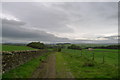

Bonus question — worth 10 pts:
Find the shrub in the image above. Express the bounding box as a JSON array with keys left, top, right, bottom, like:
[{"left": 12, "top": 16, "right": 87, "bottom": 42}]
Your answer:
[{"left": 82, "top": 61, "right": 94, "bottom": 67}]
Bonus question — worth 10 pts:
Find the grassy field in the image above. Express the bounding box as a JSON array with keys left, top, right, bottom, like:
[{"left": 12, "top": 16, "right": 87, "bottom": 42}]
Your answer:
[
  {"left": 1, "top": 44, "right": 119, "bottom": 78},
  {"left": 1, "top": 45, "right": 36, "bottom": 51},
  {"left": 61, "top": 49, "right": 118, "bottom": 78},
  {"left": 2, "top": 52, "right": 50, "bottom": 78},
  {"left": 93, "top": 49, "right": 119, "bottom": 52},
  {"left": 83, "top": 49, "right": 118, "bottom": 66}
]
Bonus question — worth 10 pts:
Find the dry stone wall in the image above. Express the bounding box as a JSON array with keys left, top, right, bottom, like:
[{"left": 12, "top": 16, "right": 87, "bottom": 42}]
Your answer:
[{"left": 2, "top": 50, "right": 48, "bottom": 73}]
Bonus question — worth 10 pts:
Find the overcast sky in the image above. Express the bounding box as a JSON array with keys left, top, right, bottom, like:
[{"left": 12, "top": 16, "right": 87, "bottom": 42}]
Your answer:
[{"left": 1, "top": 2, "right": 119, "bottom": 44}]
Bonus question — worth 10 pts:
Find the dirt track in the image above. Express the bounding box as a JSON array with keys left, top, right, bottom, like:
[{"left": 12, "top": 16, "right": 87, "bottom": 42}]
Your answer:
[
  {"left": 32, "top": 52, "right": 74, "bottom": 79},
  {"left": 32, "top": 53, "right": 56, "bottom": 78}
]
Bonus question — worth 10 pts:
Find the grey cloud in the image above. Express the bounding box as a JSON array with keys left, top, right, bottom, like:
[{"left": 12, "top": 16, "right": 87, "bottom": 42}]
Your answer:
[
  {"left": 3, "top": 18, "right": 118, "bottom": 44},
  {"left": 72, "top": 38, "right": 118, "bottom": 44},
  {"left": 2, "top": 2, "right": 118, "bottom": 44},
  {"left": 2, "top": 18, "right": 71, "bottom": 43},
  {"left": 2, "top": 19, "right": 25, "bottom": 25},
  {"left": 97, "top": 35, "right": 119, "bottom": 39},
  {"left": 95, "top": 35, "right": 118, "bottom": 44},
  {"left": 103, "top": 35, "right": 119, "bottom": 40},
  {"left": 3, "top": 2, "right": 117, "bottom": 34},
  {"left": 2, "top": 2, "right": 74, "bottom": 33}
]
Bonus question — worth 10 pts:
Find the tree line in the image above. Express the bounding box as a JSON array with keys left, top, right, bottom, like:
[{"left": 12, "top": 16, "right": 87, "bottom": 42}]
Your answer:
[
  {"left": 85, "top": 45, "right": 120, "bottom": 49},
  {"left": 27, "top": 42, "right": 119, "bottom": 50}
]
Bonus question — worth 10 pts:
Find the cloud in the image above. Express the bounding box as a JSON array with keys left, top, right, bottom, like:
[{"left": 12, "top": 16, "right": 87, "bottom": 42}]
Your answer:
[
  {"left": 2, "top": 18, "right": 71, "bottom": 43},
  {"left": 2, "top": 18, "right": 118, "bottom": 44},
  {"left": 72, "top": 35, "right": 118, "bottom": 44},
  {"left": 2, "top": 2, "right": 118, "bottom": 44},
  {"left": 2, "top": 2, "right": 74, "bottom": 33},
  {"left": 98, "top": 35, "right": 119, "bottom": 40}
]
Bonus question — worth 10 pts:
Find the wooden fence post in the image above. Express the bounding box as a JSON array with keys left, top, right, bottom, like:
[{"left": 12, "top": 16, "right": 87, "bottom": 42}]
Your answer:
[
  {"left": 81, "top": 50, "right": 82, "bottom": 56},
  {"left": 92, "top": 53, "right": 94, "bottom": 61},
  {"left": 102, "top": 54, "right": 105, "bottom": 64}
]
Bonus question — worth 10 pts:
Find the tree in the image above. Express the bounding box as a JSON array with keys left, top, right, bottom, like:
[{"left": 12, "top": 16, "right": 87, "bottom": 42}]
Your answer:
[
  {"left": 27, "top": 42, "right": 45, "bottom": 49},
  {"left": 68, "top": 44, "right": 82, "bottom": 50}
]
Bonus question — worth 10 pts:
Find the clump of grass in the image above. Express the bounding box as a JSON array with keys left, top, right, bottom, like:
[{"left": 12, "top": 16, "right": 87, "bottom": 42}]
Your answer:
[
  {"left": 82, "top": 61, "right": 95, "bottom": 67},
  {"left": 39, "top": 56, "right": 47, "bottom": 63}
]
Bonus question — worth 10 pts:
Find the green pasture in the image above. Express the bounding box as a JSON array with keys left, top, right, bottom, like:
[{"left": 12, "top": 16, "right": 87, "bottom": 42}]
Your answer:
[
  {"left": 61, "top": 49, "right": 118, "bottom": 78},
  {"left": 1, "top": 45, "right": 36, "bottom": 51}
]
